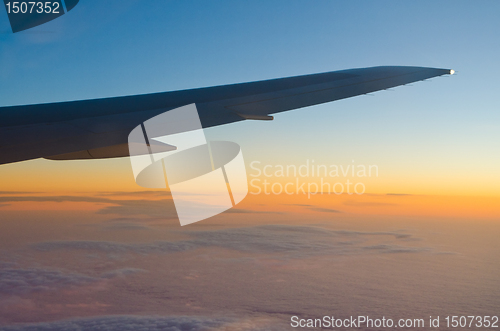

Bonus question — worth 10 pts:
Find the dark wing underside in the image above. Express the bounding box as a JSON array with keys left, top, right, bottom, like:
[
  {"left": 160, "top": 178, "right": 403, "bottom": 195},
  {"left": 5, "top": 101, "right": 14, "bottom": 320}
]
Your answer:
[{"left": 0, "top": 66, "right": 451, "bottom": 165}]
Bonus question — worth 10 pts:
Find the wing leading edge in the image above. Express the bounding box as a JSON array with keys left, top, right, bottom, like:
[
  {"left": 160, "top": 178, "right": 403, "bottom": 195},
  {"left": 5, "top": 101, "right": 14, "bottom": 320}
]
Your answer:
[{"left": 0, "top": 66, "right": 452, "bottom": 165}]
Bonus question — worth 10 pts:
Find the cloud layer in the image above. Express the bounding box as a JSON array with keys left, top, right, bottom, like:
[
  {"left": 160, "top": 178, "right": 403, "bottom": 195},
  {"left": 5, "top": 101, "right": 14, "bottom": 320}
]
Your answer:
[
  {"left": 0, "top": 266, "right": 145, "bottom": 296},
  {"left": 0, "top": 195, "right": 176, "bottom": 218},
  {"left": 32, "top": 225, "right": 429, "bottom": 259},
  {"left": 0, "top": 315, "right": 230, "bottom": 331},
  {"left": 0, "top": 268, "right": 99, "bottom": 296}
]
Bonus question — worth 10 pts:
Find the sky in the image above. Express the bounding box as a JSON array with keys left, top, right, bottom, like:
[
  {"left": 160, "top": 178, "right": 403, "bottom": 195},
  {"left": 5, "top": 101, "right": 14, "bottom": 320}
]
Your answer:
[
  {"left": 1, "top": 0, "right": 500, "bottom": 198},
  {"left": 0, "top": 1, "right": 499, "bottom": 330}
]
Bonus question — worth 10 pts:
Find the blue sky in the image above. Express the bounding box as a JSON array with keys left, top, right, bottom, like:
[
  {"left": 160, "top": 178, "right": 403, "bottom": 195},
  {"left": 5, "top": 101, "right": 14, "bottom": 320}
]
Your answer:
[
  {"left": 1, "top": 1, "right": 498, "bottom": 103},
  {"left": 1, "top": 0, "right": 499, "bottom": 195}
]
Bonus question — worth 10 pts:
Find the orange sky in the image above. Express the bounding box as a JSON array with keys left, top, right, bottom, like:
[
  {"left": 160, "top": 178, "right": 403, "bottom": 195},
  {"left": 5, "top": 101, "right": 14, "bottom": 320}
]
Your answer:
[
  {"left": 1, "top": 191, "right": 499, "bottom": 222},
  {"left": 0, "top": 156, "right": 499, "bottom": 221}
]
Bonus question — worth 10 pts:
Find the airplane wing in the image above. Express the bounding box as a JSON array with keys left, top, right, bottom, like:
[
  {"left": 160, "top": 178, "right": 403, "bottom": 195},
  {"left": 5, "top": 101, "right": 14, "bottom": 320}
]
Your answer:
[{"left": 0, "top": 66, "right": 452, "bottom": 165}]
